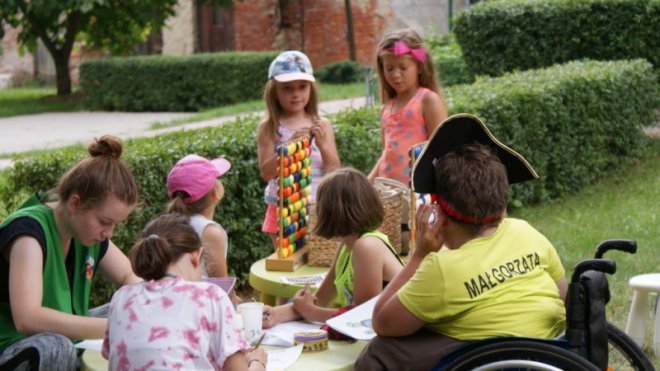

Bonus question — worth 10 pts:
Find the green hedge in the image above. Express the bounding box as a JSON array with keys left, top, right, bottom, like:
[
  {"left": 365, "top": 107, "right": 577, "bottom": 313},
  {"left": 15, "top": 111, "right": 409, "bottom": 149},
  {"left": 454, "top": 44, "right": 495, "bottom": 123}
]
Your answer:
[
  {"left": 316, "top": 61, "right": 366, "bottom": 84},
  {"left": 80, "top": 51, "right": 278, "bottom": 111},
  {"left": 453, "top": 0, "right": 660, "bottom": 78},
  {"left": 447, "top": 59, "right": 658, "bottom": 204},
  {"left": 4, "top": 59, "right": 656, "bottom": 305},
  {"left": 427, "top": 33, "right": 474, "bottom": 87}
]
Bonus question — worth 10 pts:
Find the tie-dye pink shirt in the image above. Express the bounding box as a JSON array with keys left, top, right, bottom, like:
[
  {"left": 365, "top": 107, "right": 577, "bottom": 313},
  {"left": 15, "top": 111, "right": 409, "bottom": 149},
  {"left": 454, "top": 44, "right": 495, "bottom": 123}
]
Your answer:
[{"left": 102, "top": 277, "right": 249, "bottom": 370}]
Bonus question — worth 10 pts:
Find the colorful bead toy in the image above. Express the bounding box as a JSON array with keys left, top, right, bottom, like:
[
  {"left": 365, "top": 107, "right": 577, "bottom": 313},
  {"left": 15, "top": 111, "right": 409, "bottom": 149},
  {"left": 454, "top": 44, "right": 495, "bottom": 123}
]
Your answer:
[{"left": 276, "top": 136, "right": 313, "bottom": 258}]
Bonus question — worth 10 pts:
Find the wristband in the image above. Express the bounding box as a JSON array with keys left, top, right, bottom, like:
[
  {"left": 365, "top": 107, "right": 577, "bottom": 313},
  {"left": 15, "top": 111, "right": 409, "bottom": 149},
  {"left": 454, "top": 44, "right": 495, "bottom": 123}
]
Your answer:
[{"left": 248, "top": 359, "right": 266, "bottom": 369}]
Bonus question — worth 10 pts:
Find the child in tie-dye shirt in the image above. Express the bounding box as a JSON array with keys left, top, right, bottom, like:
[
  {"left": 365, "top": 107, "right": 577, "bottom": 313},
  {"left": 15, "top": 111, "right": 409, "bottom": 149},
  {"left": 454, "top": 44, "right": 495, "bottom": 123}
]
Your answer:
[{"left": 103, "top": 214, "right": 267, "bottom": 371}]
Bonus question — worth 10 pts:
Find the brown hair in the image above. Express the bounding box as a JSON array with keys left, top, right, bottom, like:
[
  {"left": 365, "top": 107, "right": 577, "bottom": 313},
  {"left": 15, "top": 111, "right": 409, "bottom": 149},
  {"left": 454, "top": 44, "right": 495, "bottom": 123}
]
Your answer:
[
  {"left": 257, "top": 78, "right": 320, "bottom": 142},
  {"left": 165, "top": 192, "right": 213, "bottom": 216},
  {"left": 434, "top": 143, "right": 508, "bottom": 233},
  {"left": 376, "top": 28, "right": 444, "bottom": 103},
  {"left": 314, "top": 168, "right": 384, "bottom": 238},
  {"left": 130, "top": 213, "right": 202, "bottom": 281},
  {"left": 54, "top": 135, "right": 138, "bottom": 209}
]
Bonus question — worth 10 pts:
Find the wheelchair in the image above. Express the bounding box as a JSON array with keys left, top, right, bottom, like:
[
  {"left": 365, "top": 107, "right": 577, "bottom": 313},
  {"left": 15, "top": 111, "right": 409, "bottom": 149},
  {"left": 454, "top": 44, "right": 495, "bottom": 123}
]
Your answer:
[{"left": 434, "top": 239, "right": 655, "bottom": 371}]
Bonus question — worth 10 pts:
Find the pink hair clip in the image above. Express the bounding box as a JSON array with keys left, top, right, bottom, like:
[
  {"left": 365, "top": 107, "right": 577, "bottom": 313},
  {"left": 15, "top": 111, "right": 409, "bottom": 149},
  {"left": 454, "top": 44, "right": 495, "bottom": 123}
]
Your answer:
[{"left": 386, "top": 41, "right": 427, "bottom": 63}]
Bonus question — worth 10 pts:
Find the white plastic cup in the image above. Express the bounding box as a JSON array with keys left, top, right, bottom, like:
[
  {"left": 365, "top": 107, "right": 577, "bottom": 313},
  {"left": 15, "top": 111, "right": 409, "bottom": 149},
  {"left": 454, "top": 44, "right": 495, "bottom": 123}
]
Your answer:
[{"left": 237, "top": 302, "right": 264, "bottom": 344}]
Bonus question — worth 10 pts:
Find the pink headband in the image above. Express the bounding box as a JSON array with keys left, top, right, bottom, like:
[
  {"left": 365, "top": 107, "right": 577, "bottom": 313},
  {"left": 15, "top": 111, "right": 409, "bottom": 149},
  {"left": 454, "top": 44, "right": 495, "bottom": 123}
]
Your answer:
[
  {"left": 432, "top": 194, "right": 502, "bottom": 225},
  {"left": 386, "top": 41, "right": 427, "bottom": 63}
]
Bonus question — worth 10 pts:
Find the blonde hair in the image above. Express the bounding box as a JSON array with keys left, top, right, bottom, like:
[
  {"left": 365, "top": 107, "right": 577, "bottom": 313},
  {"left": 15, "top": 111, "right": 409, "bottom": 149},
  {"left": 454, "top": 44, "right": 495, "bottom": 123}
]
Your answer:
[
  {"left": 376, "top": 28, "right": 444, "bottom": 103},
  {"left": 257, "top": 79, "right": 320, "bottom": 142}
]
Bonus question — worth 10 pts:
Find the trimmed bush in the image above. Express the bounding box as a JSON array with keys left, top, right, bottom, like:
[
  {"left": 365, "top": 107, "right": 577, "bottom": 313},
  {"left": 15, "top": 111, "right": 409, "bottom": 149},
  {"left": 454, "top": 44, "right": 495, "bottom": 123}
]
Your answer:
[
  {"left": 80, "top": 51, "right": 278, "bottom": 111},
  {"left": 453, "top": 0, "right": 660, "bottom": 78},
  {"left": 316, "top": 61, "right": 366, "bottom": 84},
  {"left": 427, "top": 33, "right": 474, "bottom": 87},
  {"left": 447, "top": 59, "right": 658, "bottom": 204}
]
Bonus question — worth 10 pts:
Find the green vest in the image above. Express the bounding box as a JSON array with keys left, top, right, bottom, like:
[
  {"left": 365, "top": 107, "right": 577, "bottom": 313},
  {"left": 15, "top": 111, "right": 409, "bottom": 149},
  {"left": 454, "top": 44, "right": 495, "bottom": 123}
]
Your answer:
[
  {"left": 333, "top": 230, "right": 403, "bottom": 307},
  {"left": 0, "top": 194, "right": 101, "bottom": 351}
]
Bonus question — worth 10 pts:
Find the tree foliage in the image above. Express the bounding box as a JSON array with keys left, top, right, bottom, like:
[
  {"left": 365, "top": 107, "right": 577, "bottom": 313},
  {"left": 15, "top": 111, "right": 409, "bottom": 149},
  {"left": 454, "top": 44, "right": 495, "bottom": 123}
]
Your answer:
[{"left": 0, "top": 0, "right": 230, "bottom": 95}]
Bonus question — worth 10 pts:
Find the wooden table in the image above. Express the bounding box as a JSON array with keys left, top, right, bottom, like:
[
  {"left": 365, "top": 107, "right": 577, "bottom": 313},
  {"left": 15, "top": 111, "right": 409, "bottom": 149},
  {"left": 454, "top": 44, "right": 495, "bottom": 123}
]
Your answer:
[
  {"left": 81, "top": 340, "right": 368, "bottom": 371},
  {"left": 249, "top": 258, "right": 329, "bottom": 306}
]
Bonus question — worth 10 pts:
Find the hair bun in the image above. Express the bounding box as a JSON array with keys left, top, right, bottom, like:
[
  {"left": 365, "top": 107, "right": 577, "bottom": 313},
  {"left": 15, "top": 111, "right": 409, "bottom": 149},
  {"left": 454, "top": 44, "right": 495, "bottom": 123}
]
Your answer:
[{"left": 89, "top": 135, "right": 123, "bottom": 159}]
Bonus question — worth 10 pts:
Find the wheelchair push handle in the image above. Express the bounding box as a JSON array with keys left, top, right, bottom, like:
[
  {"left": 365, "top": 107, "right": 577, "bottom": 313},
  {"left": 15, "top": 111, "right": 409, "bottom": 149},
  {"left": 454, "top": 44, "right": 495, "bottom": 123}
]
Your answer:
[
  {"left": 594, "top": 239, "right": 637, "bottom": 259},
  {"left": 571, "top": 258, "right": 616, "bottom": 283}
]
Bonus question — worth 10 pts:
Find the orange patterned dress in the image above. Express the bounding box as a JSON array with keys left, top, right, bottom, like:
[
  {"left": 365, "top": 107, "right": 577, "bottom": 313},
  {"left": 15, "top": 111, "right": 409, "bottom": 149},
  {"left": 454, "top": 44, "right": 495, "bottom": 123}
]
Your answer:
[{"left": 375, "top": 87, "right": 431, "bottom": 185}]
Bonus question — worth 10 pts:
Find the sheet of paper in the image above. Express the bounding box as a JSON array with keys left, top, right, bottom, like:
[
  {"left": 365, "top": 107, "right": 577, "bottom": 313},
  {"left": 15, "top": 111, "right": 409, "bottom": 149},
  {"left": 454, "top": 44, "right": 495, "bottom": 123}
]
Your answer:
[
  {"left": 266, "top": 344, "right": 303, "bottom": 371},
  {"left": 280, "top": 273, "right": 326, "bottom": 287},
  {"left": 203, "top": 277, "right": 236, "bottom": 294},
  {"left": 325, "top": 295, "right": 378, "bottom": 340},
  {"left": 74, "top": 339, "right": 103, "bottom": 352},
  {"left": 262, "top": 320, "right": 322, "bottom": 347}
]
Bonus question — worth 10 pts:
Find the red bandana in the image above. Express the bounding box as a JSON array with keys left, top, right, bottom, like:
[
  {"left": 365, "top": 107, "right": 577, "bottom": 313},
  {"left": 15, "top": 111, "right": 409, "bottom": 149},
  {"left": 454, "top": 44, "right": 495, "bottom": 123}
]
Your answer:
[{"left": 432, "top": 194, "right": 502, "bottom": 225}]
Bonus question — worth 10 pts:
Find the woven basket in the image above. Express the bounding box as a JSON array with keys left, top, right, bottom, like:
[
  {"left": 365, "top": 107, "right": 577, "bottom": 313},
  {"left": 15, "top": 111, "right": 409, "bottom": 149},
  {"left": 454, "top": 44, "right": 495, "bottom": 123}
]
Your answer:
[
  {"left": 378, "top": 186, "right": 403, "bottom": 255},
  {"left": 306, "top": 204, "right": 341, "bottom": 267},
  {"left": 374, "top": 177, "right": 409, "bottom": 254}
]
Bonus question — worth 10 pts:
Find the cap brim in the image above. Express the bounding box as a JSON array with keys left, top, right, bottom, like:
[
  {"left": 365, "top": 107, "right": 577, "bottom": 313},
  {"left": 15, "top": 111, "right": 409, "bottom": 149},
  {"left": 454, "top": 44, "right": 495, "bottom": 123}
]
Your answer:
[
  {"left": 210, "top": 158, "right": 231, "bottom": 176},
  {"left": 412, "top": 114, "right": 538, "bottom": 193},
  {"left": 273, "top": 73, "right": 315, "bottom": 82}
]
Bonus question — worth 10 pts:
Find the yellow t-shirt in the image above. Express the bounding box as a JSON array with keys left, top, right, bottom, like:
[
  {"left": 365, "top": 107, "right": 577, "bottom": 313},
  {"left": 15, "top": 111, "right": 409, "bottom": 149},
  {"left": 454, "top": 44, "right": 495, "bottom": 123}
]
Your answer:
[{"left": 398, "top": 218, "right": 566, "bottom": 340}]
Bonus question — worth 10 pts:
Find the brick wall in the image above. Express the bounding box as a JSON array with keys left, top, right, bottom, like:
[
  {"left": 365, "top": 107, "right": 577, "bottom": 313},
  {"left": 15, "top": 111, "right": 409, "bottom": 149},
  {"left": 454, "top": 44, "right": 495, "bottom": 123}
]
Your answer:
[{"left": 233, "top": 0, "right": 392, "bottom": 69}]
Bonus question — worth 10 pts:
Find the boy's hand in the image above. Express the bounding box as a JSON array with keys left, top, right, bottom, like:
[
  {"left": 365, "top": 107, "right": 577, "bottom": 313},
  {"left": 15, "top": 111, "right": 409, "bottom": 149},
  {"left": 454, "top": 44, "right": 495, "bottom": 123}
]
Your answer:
[{"left": 414, "top": 204, "right": 444, "bottom": 257}]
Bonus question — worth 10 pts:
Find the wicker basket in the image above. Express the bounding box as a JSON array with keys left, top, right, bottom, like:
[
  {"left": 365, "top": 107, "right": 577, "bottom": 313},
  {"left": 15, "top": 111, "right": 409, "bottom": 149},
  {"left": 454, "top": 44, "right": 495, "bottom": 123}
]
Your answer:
[
  {"left": 378, "top": 187, "right": 403, "bottom": 255},
  {"left": 306, "top": 204, "right": 341, "bottom": 267},
  {"left": 374, "top": 178, "right": 408, "bottom": 254}
]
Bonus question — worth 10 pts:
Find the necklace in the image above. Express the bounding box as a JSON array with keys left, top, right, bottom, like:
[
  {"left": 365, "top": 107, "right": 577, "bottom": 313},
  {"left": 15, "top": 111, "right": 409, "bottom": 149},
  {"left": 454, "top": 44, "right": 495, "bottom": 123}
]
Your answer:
[{"left": 163, "top": 273, "right": 178, "bottom": 278}]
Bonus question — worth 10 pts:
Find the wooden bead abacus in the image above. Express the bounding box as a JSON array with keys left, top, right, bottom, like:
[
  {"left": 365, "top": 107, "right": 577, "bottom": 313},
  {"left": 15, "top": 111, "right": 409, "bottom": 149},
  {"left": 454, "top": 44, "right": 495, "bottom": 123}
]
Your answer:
[{"left": 265, "top": 136, "right": 313, "bottom": 272}]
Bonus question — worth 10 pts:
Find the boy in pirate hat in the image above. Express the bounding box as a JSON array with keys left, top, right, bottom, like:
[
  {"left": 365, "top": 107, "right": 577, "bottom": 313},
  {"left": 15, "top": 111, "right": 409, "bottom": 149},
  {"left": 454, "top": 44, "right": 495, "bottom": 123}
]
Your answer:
[{"left": 355, "top": 114, "right": 568, "bottom": 370}]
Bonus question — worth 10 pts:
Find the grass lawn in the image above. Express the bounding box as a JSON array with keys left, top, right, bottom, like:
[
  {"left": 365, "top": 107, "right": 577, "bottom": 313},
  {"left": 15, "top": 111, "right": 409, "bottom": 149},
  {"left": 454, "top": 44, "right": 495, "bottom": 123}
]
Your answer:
[
  {"left": 0, "top": 82, "right": 366, "bottom": 123},
  {"left": 150, "top": 81, "right": 366, "bottom": 129},
  {"left": 509, "top": 139, "right": 660, "bottom": 367},
  {"left": 0, "top": 88, "right": 84, "bottom": 117}
]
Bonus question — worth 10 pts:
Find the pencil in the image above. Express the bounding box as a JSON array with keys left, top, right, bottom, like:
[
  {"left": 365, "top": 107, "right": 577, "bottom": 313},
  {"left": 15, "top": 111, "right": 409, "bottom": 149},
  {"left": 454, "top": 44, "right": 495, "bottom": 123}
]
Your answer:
[{"left": 253, "top": 333, "right": 266, "bottom": 349}]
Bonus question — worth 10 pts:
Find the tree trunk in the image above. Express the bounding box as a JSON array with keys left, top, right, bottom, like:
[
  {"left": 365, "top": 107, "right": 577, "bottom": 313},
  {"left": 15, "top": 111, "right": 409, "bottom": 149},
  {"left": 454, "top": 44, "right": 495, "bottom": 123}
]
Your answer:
[
  {"left": 344, "top": 0, "right": 356, "bottom": 61},
  {"left": 53, "top": 51, "right": 72, "bottom": 96}
]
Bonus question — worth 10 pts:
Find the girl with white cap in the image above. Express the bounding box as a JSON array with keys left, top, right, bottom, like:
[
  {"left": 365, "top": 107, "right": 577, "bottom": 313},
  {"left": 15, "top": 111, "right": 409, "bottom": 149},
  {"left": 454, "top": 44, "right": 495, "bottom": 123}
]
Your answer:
[{"left": 257, "top": 50, "right": 341, "bottom": 246}]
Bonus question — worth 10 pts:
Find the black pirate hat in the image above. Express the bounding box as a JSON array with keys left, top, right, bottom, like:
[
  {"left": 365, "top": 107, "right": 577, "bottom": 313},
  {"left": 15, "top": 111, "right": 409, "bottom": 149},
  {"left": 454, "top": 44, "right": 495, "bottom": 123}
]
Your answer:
[{"left": 411, "top": 114, "right": 538, "bottom": 194}]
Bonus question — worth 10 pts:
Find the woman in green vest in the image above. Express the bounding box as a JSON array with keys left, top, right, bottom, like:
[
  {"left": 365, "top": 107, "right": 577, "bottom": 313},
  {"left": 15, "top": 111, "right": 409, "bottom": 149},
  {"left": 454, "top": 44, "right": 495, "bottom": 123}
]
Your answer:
[
  {"left": 0, "top": 135, "right": 140, "bottom": 370},
  {"left": 262, "top": 168, "right": 404, "bottom": 328}
]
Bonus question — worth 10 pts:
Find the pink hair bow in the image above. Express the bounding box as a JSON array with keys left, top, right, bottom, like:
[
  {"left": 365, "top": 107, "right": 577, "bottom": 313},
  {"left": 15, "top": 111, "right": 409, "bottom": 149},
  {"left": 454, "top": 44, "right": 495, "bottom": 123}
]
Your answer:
[{"left": 388, "top": 41, "right": 427, "bottom": 63}]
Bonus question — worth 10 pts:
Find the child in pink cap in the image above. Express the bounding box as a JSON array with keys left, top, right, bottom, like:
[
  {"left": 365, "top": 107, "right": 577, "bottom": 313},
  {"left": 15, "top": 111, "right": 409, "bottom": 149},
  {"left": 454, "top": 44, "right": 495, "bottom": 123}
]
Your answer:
[{"left": 165, "top": 154, "right": 241, "bottom": 304}]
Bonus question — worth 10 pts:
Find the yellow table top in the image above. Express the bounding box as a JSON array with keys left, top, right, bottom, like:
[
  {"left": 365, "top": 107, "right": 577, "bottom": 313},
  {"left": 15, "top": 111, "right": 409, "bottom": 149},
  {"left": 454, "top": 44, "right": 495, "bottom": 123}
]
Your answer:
[
  {"left": 249, "top": 258, "right": 329, "bottom": 300},
  {"left": 82, "top": 340, "right": 367, "bottom": 371}
]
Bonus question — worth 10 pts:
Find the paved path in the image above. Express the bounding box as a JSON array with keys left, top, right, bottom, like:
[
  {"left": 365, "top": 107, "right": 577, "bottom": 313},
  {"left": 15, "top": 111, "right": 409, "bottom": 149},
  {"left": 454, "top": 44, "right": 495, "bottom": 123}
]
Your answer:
[{"left": 0, "top": 96, "right": 367, "bottom": 169}]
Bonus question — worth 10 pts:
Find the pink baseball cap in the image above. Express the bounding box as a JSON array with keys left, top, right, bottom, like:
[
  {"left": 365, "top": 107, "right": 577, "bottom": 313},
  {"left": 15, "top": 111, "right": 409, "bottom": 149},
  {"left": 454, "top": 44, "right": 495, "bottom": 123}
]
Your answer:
[{"left": 167, "top": 154, "right": 231, "bottom": 204}]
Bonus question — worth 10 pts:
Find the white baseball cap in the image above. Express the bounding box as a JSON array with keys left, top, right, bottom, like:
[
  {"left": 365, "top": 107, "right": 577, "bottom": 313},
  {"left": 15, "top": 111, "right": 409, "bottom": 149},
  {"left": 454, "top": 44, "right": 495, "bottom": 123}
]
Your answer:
[{"left": 268, "top": 50, "right": 315, "bottom": 82}]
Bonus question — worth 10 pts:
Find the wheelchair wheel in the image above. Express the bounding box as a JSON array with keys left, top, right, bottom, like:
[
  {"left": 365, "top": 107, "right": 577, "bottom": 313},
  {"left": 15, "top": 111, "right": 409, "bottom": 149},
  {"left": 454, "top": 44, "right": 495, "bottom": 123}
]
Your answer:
[
  {"left": 441, "top": 340, "right": 599, "bottom": 371},
  {"left": 607, "top": 322, "right": 655, "bottom": 371}
]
